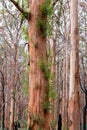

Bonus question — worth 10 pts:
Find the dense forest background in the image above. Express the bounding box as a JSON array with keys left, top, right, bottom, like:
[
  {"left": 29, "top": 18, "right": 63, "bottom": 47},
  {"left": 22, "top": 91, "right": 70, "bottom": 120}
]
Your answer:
[{"left": 0, "top": 0, "right": 87, "bottom": 130}]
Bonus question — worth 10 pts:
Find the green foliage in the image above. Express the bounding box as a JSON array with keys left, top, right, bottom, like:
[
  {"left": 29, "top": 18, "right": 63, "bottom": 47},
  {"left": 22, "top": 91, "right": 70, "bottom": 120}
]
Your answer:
[
  {"left": 30, "top": 114, "right": 39, "bottom": 122},
  {"left": 36, "top": 0, "right": 52, "bottom": 37},
  {"left": 38, "top": 59, "right": 56, "bottom": 112},
  {"left": 38, "top": 117, "right": 44, "bottom": 126},
  {"left": 50, "top": 119, "right": 56, "bottom": 129},
  {"left": 39, "top": 0, "right": 52, "bottom": 17},
  {"left": 19, "top": 109, "right": 28, "bottom": 130},
  {"left": 38, "top": 59, "right": 56, "bottom": 96},
  {"left": 21, "top": 12, "right": 28, "bottom": 19},
  {"left": 49, "top": 79, "right": 56, "bottom": 99},
  {"left": 21, "top": 24, "right": 28, "bottom": 41},
  {"left": 36, "top": 18, "right": 47, "bottom": 37},
  {"left": 38, "top": 59, "right": 50, "bottom": 80},
  {"left": 47, "top": 22, "right": 53, "bottom": 37},
  {"left": 22, "top": 0, "right": 29, "bottom": 12},
  {"left": 42, "top": 101, "right": 50, "bottom": 112},
  {"left": 42, "top": 99, "right": 54, "bottom": 113},
  {"left": 30, "top": 114, "right": 44, "bottom": 126},
  {"left": 22, "top": 78, "right": 29, "bottom": 96}
]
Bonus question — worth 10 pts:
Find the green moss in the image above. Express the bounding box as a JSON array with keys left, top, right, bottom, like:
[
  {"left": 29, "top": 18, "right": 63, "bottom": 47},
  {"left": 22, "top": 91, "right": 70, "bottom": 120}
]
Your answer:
[
  {"left": 39, "top": 0, "right": 52, "bottom": 17},
  {"left": 38, "top": 59, "right": 56, "bottom": 114},
  {"left": 49, "top": 79, "right": 56, "bottom": 99},
  {"left": 38, "top": 60, "right": 46, "bottom": 73},
  {"left": 50, "top": 120, "right": 56, "bottom": 129},
  {"left": 36, "top": 0, "right": 52, "bottom": 37},
  {"left": 38, "top": 59, "right": 55, "bottom": 98},
  {"left": 30, "top": 114, "right": 39, "bottom": 123},
  {"left": 38, "top": 116, "right": 44, "bottom": 126},
  {"left": 38, "top": 59, "right": 50, "bottom": 80},
  {"left": 36, "top": 18, "right": 47, "bottom": 37},
  {"left": 30, "top": 114, "right": 44, "bottom": 126},
  {"left": 42, "top": 101, "right": 50, "bottom": 112},
  {"left": 21, "top": 24, "right": 28, "bottom": 41}
]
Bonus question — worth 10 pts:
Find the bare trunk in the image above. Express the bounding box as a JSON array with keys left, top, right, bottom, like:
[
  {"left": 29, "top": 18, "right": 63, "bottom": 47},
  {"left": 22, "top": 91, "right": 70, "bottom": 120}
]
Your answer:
[
  {"left": 9, "top": 90, "right": 15, "bottom": 130},
  {"left": 62, "top": 58, "right": 66, "bottom": 130},
  {"left": 65, "top": 40, "right": 69, "bottom": 130},
  {"left": 9, "top": 44, "right": 18, "bottom": 130},
  {"left": 69, "top": 0, "right": 80, "bottom": 130}
]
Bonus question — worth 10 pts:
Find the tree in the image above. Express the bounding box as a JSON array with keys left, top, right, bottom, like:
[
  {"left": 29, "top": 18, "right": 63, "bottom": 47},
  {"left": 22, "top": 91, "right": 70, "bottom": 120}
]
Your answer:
[
  {"left": 1, "top": 0, "right": 87, "bottom": 130},
  {"left": 27, "top": 0, "right": 51, "bottom": 129},
  {"left": 0, "top": 71, "right": 5, "bottom": 130},
  {"left": 0, "top": 1, "right": 29, "bottom": 129},
  {"left": 69, "top": 0, "right": 80, "bottom": 130}
]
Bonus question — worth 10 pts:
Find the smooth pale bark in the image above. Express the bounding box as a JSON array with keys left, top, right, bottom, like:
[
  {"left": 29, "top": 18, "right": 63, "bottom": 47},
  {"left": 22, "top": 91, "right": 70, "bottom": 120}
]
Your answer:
[
  {"left": 0, "top": 71, "right": 5, "bottom": 130},
  {"left": 15, "top": 93, "right": 20, "bottom": 121},
  {"left": 62, "top": 58, "right": 66, "bottom": 130},
  {"left": 5, "top": 54, "right": 12, "bottom": 129},
  {"left": 9, "top": 90, "right": 15, "bottom": 130},
  {"left": 5, "top": 94, "right": 8, "bottom": 129},
  {"left": 65, "top": 40, "right": 69, "bottom": 130},
  {"left": 9, "top": 44, "right": 18, "bottom": 130},
  {"left": 27, "top": 0, "right": 50, "bottom": 130},
  {"left": 69, "top": 0, "right": 80, "bottom": 130},
  {"left": 5, "top": 79, "right": 9, "bottom": 129},
  {"left": 62, "top": 41, "right": 69, "bottom": 130}
]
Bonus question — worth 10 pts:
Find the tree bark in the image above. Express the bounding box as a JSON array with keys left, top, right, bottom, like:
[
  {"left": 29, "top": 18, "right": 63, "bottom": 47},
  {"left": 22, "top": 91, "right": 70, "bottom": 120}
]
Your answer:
[
  {"left": 62, "top": 58, "right": 66, "bottom": 130},
  {"left": 9, "top": 90, "right": 15, "bottom": 130},
  {"left": 65, "top": 39, "right": 69, "bottom": 130},
  {"left": 0, "top": 71, "right": 5, "bottom": 130},
  {"left": 9, "top": 44, "right": 18, "bottom": 130},
  {"left": 27, "top": 0, "right": 50, "bottom": 130},
  {"left": 69, "top": 0, "right": 80, "bottom": 130}
]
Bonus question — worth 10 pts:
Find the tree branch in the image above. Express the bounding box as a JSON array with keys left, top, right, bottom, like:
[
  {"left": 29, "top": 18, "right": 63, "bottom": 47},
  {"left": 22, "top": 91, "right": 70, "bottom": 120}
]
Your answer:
[{"left": 9, "top": 0, "right": 31, "bottom": 20}]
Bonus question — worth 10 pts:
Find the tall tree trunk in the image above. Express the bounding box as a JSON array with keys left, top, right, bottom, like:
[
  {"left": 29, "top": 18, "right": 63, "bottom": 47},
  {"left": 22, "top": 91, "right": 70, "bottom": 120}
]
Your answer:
[
  {"left": 62, "top": 58, "right": 66, "bottom": 130},
  {"left": 9, "top": 44, "right": 18, "bottom": 130},
  {"left": 2, "top": 86, "right": 5, "bottom": 130},
  {"left": 5, "top": 94, "right": 8, "bottom": 129},
  {"left": 69, "top": 0, "right": 80, "bottom": 130},
  {"left": 27, "top": 0, "right": 50, "bottom": 130},
  {"left": 9, "top": 90, "right": 15, "bottom": 130},
  {"left": 0, "top": 71, "right": 5, "bottom": 130},
  {"left": 15, "top": 91, "right": 20, "bottom": 121},
  {"left": 5, "top": 58, "right": 9, "bottom": 129},
  {"left": 49, "top": 41, "right": 56, "bottom": 130},
  {"left": 65, "top": 39, "right": 69, "bottom": 130}
]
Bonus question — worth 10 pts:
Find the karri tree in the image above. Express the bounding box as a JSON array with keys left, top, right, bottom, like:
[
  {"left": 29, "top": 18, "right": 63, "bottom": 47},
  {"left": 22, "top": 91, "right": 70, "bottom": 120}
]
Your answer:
[
  {"left": 27, "top": 0, "right": 51, "bottom": 129},
  {"left": 69, "top": 0, "right": 80, "bottom": 130}
]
